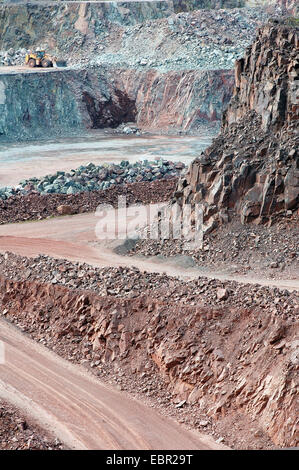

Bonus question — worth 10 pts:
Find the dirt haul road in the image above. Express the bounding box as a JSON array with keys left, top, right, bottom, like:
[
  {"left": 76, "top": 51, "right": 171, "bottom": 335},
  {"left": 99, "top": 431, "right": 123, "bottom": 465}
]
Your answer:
[
  {"left": 0, "top": 319, "right": 227, "bottom": 450},
  {"left": 0, "top": 212, "right": 298, "bottom": 291},
  {"left": 0, "top": 66, "right": 72, "bottom": 75}
]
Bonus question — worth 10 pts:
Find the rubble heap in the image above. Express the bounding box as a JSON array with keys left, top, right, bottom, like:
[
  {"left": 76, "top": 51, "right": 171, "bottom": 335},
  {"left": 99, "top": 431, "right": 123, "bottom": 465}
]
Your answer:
[
  {"left": 175, "top": 20, "right": 298, "bottom": 231},
  {"left": 0, "top": 399, "right": 65, "bottom": 450},
  {"left": 0, "top": 159, "right": 185, "bottom": 200},
  {"left": 0, "top": 178, "right": 177, "bottom": 224}
]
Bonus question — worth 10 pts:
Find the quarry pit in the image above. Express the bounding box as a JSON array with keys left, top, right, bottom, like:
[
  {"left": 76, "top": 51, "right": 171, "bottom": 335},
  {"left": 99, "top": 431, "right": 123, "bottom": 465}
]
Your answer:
[{"left": 0, "top": 0, "right": 298, "bottom": 453}]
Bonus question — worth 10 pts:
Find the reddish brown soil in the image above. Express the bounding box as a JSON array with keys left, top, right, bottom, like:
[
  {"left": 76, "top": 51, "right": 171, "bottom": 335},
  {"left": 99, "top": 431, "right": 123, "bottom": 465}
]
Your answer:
[
  {"left": 0, "top": 178, "right": 177, "bottom": 225},
  {"left": 0, "top": 399, "right": 65, "bottom": 450},
  {"left": 0, "top": 253, "right": 298, "bottom": 449}
]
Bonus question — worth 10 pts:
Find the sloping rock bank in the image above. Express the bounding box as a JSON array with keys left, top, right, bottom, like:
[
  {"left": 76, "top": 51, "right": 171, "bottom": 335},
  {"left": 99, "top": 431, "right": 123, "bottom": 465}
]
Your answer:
[
  {"left": 0, "top": 253, "right": 298, "bottom": 448},
  {"left": 0, "top": 0, "right": 246, "bottom": 43},
  {"left": 0, "top": 6, "right": 278, "bottom": 71},
  {"left": 175, "top": 21, "right": 298, "bottom": 229},
  {"left": 128, "top": 214, "right": 299, "bottom": 282},
  {"left": 0, "top": 1, "right": 282, "bottom": 55}
]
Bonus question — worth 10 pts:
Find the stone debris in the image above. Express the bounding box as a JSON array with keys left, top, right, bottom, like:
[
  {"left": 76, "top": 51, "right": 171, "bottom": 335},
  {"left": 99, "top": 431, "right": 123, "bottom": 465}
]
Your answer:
[
  {"left": 216, "top": 288, "right": 229, "bottom": 301},
  {"left": 0, "top": 178, "right": 177, "bottom": 224},
  {"left": 128, "top": 215, "right": 298, "bottom": 282},
  {"left": 0, "top": 48, "right": 28, "bottom": 66},
  {"left": 0, "top": 159, "right": 185, "bottom": 200},
  {"left": 0, "top": 251, "right": 297, "bottom": 449},
  {"left": 175, "top": 20, "right": 299, "bottom": 229},
  {"left": 86, "top": 7, "right": 273, "bottom": 72},
  {"left": 0, "top": 252, "right": 297, "bottom": 317},
  {"left": 0, "top": 400, "right": 65, "bottom": 450},
  {"left": 57, "top": 205, "right": 73, "bottom": 216}
]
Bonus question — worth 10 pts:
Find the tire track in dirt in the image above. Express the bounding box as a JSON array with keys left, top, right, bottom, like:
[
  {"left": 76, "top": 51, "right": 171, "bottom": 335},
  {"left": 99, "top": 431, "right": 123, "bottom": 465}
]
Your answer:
[{"left": 0, "top": 319, "right": 228, "bottom": 450}]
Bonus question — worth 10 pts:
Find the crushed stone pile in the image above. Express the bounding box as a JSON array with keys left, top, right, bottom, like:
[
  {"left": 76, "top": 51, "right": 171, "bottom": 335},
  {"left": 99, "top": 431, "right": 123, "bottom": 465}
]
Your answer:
[{"left": 0, "top": 159, "right": 185, "bottom": 200}]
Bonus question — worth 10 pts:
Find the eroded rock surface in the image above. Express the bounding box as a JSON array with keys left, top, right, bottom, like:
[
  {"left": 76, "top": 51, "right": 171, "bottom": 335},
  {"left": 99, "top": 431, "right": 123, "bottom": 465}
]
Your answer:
[
  {"left": 175, "top": 21, "right": 298, "bottom": 229},
  {"left": 0, "top": 67, "right": 233, "bottom": 140}
]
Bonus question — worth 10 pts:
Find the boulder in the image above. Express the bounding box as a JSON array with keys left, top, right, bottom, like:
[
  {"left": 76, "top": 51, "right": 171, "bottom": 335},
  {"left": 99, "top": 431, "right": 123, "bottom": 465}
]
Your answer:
[{"left": 57, "top": 205, "right": 73, "bottom": 216}]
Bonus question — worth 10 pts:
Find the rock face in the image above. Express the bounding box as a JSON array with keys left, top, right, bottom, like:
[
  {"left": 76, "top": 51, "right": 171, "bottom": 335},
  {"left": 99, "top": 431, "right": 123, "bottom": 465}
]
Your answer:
[
  {"left": 0, "top": 67, "right": 233, "bottom": 140},
  {"left": 0, "top": 253, "right": 298, "bottom": 447},
  {"left": 0, "top": 3, "right": 282, "bottom": 71},
  {"left": 0, "top": 0, "right": 287, "bottom": 141},
  {"left": 176, "top": 21, "right": 298, "bottom": 230},
  {"left": 115, "top": 68, "right": 234, "bottom": 133}
]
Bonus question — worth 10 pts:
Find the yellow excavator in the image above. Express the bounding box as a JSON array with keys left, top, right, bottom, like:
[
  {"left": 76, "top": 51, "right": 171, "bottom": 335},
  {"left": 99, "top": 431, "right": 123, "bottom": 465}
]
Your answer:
[
  {"left": 25, "top": 50, "right": 66, "bottom": 68},
  {"left": 25, "top": 50, "right": 53, "bottom": 68}
]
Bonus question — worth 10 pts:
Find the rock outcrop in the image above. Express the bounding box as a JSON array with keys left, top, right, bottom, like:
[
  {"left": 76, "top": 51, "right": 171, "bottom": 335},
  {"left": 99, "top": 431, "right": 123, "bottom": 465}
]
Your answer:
[
  {"left": 175, "top": 20, "right": 298, "bottom": 230},
  {"left": 0, "top": 2, "right": 282, "bottom": 71}
]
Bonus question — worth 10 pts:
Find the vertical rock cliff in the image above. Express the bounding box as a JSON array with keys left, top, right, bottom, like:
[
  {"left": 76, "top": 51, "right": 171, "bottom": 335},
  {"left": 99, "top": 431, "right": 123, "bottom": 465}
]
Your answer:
[{"left": 176, "top": 20, "right": 298, "bottom": 231}]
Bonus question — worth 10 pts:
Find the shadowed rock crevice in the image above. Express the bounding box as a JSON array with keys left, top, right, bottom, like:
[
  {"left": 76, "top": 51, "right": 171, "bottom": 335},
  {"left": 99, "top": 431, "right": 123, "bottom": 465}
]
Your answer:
[{"left": 82, "top": 88, "right": 137, "bottom": 129}]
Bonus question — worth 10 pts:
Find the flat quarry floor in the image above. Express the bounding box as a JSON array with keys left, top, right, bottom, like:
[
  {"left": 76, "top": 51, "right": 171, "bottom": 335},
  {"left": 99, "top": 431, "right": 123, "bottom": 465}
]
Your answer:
[
  {"left": 0, "top": 131, "right": 212, "bottom": 187},
  {"left": 0, "top": 65, "right": 72, "bottom": 75}
]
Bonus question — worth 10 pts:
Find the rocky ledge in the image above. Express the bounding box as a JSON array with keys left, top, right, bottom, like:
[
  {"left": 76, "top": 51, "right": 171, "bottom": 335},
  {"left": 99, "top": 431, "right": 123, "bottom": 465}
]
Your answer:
[
  {"left": 0, "top": 252, "right": 298, "bottom": 448},
  {"left": 0, "top": 399, "right": 65, "bottom": 450},
  {"left": 175, "top": 20, "right": 298, "bottom": 231}
]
